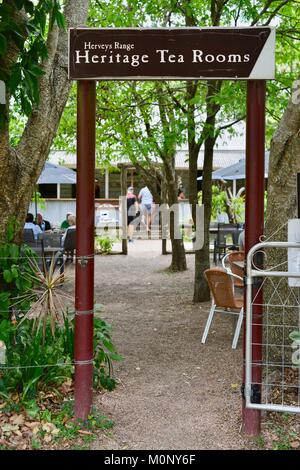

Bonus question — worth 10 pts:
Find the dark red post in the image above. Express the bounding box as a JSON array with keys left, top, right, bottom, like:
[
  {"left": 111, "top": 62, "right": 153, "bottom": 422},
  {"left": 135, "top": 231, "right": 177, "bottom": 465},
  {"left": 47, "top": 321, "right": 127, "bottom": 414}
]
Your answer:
[
  {"left": 242, "top": 80, "right": 266, "bottom": 435},
  {"left": 75, "top": 80, "right": 96, "bottom": 419}
]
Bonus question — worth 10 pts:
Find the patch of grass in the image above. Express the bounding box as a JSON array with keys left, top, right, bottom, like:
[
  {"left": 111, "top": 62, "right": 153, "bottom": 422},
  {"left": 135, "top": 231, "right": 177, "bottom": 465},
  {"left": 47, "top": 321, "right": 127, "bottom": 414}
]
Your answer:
[
  {"left": 70, "top": 443, "right": 91, "bottom": 450},
  {"left": 262, "top": 411, "right": 300, "bottom": 450},
  {"left": 32, "top": 400, "right": 114, "bottom": 448},
  {"left": 31, "top": 438, "right": 41, "bottom": 450},
  {"left": 255, "top": 435, "right": 265, "bottom": 449},
  {"left": 1, "top": 399, "right": 116, "bottom": 450}
]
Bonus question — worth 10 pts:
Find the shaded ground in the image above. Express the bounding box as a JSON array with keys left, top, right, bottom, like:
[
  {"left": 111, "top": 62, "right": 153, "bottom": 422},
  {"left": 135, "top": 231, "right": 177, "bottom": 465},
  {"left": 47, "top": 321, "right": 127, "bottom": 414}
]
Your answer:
[{"left": 89, "top": 240, "right": 254, "bottom": 450}]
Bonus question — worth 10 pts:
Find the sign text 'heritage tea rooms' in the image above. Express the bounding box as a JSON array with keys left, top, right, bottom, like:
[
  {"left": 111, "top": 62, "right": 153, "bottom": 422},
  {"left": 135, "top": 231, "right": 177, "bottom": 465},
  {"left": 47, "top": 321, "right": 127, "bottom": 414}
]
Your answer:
[{"left": 69, "top": 28, "right": 275, "bottom": 81}]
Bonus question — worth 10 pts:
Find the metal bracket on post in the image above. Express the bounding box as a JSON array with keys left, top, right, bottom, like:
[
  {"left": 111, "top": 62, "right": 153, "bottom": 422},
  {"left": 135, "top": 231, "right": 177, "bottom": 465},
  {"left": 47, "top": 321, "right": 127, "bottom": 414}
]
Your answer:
[
  {"left": 75, "top": 309, "right": 94, "bottom": 316},
  {"left": 250, "top": 384, "right": 261, "bottom": 404},
  {"left": 76, "top": 254, "right": 94, "bottom": 267},
  {"left": 241, "top": 383, "right": 261, "bottom": 404}
]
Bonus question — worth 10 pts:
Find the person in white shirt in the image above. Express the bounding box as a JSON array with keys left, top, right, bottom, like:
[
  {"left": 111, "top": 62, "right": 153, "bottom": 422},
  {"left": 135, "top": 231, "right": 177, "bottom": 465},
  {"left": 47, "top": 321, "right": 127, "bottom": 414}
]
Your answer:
[
  {"left": 138, "top": 185, "right": 153, "bottom": 232},
  {"left": 24, "top": 213, "right": 42, "bottom": 240}
]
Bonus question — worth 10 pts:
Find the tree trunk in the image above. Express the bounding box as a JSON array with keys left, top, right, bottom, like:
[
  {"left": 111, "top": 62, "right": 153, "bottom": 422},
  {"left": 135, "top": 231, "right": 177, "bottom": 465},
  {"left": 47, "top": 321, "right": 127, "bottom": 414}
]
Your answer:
[
  {"left": 194, "top": 134, "right": 215, "bottom": 301},
  {"left": 265, "top": 77, "right": 300, "bottom": 358},
  {"left": 164, "top": 156, "right": 187, "bottom": 272},
  {"left": 168, "top": 180, "right": 187, "bottom": 272},
  {"left": 0, "top": 0, "right": 89, "bottom": 240},
  {"left": 193, "top": 80, "right": 221, "bottom": 302}
]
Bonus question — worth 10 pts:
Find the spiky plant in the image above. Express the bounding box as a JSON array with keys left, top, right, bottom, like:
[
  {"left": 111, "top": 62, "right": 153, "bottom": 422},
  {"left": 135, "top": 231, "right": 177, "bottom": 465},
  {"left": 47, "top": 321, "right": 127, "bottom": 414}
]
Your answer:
[{"left": 13, "top": 255, "right": 74, "bottom": 338}]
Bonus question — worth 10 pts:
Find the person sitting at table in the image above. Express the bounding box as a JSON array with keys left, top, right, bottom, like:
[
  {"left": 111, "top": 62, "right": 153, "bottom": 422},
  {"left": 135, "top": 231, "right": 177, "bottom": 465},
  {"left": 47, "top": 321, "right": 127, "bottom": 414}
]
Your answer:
[
  {"left": 36, "top": 213, "right": 51, "bottom": 232},
  {"left": 60, "top": 212, "right": 73, "bottom": 230},
  {"left": 61, "top": 215, "right": 76, "bottom": 244},
  {"left": 24, "top": 213, "right": 42, "bottom": 240},
  {"left": 61, "top": 215, "right": 76, "bottom": 261}
]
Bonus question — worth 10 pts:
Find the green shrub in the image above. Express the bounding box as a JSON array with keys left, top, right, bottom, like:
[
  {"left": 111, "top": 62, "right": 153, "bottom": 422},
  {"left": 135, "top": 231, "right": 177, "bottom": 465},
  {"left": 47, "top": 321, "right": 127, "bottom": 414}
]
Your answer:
[
  {"left": 0, "top": 222, "right": 121, "bottom": 404},
  {"left": 0, "top": 222, "right": 37, "bottom": 321},
  {"left": 0, "top": 320, "right": 73, "bottom": 401},
  {"left": 95, "top": 236, "right": 114, "bottom": 254},
  {"left": 93, "top": 317, "right": 122, "bottom": 391},
  {"left": 0, "top": 313, "right": 122, "bottom": 403}
]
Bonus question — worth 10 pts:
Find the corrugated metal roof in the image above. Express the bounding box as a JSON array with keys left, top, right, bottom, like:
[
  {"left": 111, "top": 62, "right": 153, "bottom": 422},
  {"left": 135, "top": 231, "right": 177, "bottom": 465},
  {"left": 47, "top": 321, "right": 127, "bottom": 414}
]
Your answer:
[
  {"left": 175, "top": 149, "right": 245, "bottom": 170},
  {"left": 49, "top": 149, "right": 245, "bottom": 170}
]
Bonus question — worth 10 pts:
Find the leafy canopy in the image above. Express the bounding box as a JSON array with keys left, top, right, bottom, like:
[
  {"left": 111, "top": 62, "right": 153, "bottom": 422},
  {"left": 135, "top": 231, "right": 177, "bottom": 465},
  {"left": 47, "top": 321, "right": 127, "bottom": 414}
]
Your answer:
[{"left": 0, "top": 0, "right": 65, "bottom": 116}]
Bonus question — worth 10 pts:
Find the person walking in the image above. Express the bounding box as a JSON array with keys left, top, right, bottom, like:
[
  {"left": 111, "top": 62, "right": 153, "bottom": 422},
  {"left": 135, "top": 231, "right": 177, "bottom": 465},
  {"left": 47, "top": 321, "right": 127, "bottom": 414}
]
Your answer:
[
  {"left": 127, "top": 186, "right": 138, "bottom": 242},
  {"left": 138, "top": 185, "right": 153, "bottom": 233}
]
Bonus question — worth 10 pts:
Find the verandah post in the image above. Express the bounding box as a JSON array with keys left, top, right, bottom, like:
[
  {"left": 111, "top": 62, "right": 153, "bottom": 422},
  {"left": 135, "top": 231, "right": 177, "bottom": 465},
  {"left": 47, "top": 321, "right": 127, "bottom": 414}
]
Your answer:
[
  {"left": 75, "top": 80, "right": 96, "bottom": 419},
  {"left": 243, "top": 80, "right": 266, "bottom": 435}
]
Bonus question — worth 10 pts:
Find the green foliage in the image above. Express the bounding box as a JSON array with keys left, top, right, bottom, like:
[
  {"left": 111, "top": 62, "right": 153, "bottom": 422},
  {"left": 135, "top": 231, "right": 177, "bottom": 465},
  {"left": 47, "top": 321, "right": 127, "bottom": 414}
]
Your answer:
[
  {"left": 0, "top": 311, "right": 121, "bottom": 403},
  {"left": 270, "top": 425, "right": 299, "bottom": 451},
  {"left": 31, "top": 191, "right": 46, "bottom": 211},
  {"left": 227, "top": 193, "right": 245, "bottom": 224},
  {"left": 31, "top": 400, "right": 113, "bottom": 448},
  {"left": 205, "top": 185, "right": 244, "bottom": 223},
  {"left": 210, "top": 185, "right": 227, "bottom": 221},
  {"left": 0, "top": 0, "right": 66, "bottom": 117},
  {"left": 53, "top": 0, "right": 300, "bottom": 164},
  {"left": 93, "top": 315, "right": 123, "bottom": 391},
  {"left": 0, "top": 320, "right": 73, "bottom": 401},
  {"left": 289, "top": 330, "right": 300, "bottom": 343},
  {"left": 0, "top": 240, "right": 37, "bottom": 321},
  {"left": 95, "top": 236, "right": 114, "bottom": 254}
]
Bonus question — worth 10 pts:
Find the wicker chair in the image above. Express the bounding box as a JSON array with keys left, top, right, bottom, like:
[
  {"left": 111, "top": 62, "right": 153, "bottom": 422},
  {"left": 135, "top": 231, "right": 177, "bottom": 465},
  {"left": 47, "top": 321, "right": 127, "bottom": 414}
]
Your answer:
[
  {"left": 224, "top": 250, "right": 245, "bottom": 288},
  {"left": 201, "top": 267, "right": 243, "bottom": 349}
]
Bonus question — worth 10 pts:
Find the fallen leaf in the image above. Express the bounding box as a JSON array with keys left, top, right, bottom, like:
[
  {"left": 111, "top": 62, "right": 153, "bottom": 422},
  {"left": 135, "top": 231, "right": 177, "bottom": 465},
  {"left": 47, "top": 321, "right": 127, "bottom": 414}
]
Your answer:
[
  {"left": 10, "top": 414, "right": 25, "bottom": 426},
  {"left": 43, "top": 434, "right": 52, "bottom": 443},
  {"left": 291, "top": 441, "right": 300, "bottom": 449},
  {"left": 25, "top": 421, "right": 40, "bottom": 429},
  {"left": 42, "top": 423, "right": 55, "bottom": 433},
  {"left": 2, "top": 424, "right": 19, "bottom": 434},
  {"left": 0, "top": 439, "right": 9, "bottom": 446},
  {"left": 0, "top": 402, "right": 7, "bottom": 409}
]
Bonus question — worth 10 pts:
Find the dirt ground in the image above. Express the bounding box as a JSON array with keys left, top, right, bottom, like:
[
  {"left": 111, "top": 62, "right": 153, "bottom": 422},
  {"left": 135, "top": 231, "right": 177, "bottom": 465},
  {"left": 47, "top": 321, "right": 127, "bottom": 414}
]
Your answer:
[{"left": 81, "top": 239, "right": 255, "bottom": 450}]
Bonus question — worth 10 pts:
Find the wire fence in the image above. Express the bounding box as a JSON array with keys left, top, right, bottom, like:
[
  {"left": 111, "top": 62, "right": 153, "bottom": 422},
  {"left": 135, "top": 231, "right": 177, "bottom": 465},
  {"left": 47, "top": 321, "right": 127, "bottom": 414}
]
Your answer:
[{"left": 245, "top": 243, "right": 300, "bottom": 414}]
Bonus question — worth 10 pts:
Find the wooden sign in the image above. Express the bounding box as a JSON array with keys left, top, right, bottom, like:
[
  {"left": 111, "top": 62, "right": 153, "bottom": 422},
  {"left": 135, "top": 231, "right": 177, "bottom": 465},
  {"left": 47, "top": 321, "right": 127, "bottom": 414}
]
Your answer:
[{"left": 69, "top": 27, "right": 275, "bottom": 81}]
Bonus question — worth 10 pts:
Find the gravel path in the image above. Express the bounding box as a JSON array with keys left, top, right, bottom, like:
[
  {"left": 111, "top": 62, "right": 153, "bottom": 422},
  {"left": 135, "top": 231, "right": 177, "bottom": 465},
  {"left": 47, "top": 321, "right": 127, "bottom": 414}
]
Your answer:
[{"left": 90, "top": 240, "right": 254, "bottom": 450}]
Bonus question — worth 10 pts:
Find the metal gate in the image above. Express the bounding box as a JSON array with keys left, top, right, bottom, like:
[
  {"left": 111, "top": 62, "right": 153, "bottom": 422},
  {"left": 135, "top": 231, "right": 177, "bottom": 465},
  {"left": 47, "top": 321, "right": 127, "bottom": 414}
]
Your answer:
[{"left": 245, "top": 241, "right": 300, "bottom": 413}]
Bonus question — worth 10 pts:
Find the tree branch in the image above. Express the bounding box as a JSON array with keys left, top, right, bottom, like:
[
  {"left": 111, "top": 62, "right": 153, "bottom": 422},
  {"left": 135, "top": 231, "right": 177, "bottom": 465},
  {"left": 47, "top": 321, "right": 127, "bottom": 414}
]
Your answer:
[{"left": 216, "top": 115, "right": 246, "bottom": 133}]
